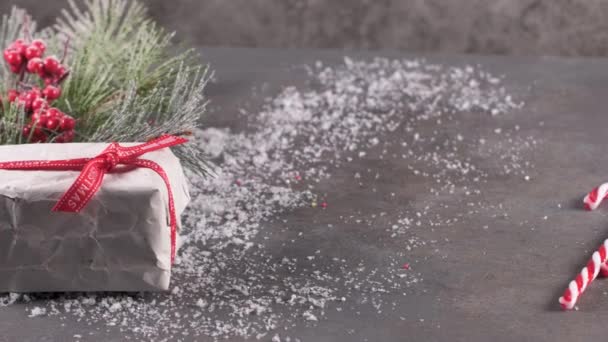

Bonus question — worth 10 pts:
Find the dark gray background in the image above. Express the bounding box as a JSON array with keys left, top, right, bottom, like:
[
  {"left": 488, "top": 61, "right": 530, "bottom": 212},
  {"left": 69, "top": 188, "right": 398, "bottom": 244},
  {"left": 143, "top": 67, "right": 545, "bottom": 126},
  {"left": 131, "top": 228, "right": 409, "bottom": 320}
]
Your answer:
[{"left": 3, "top": 0, "right": 608, "bottom": 57}]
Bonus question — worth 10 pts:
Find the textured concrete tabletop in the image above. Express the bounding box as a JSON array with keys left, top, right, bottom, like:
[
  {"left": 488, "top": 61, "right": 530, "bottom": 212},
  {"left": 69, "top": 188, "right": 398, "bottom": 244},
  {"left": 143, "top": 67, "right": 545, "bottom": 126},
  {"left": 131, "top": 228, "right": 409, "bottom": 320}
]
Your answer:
[{"left": 2, "top": 47, "right": 608, "bottom": 341}]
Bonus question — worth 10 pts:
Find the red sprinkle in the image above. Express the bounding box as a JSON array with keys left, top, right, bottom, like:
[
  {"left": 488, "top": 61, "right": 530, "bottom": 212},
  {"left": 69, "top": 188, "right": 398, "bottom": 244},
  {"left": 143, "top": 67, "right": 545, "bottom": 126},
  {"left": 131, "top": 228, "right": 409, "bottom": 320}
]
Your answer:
[
  {"left": 320, "top": 202, "right": 327, "bottom": 208},
  {"left": 295, "top": 175, "right": 302, "bottom": 181},
  {"left": 402, "top": 263, "right": 410, "bottom": 270},
  {"left": 235, "top": 179, "right": 242, "bottom": 186}
]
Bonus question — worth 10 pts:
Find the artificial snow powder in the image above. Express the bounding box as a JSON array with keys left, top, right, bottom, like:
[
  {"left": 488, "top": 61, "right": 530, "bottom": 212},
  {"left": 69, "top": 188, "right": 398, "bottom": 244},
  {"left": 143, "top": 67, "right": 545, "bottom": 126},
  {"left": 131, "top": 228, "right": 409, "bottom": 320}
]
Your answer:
[
  {"left": 28, "top": 306, "right": 46, "bottom": 317},
  {"left": 0, "top": 56, "right": 535, "bottom": 340}
]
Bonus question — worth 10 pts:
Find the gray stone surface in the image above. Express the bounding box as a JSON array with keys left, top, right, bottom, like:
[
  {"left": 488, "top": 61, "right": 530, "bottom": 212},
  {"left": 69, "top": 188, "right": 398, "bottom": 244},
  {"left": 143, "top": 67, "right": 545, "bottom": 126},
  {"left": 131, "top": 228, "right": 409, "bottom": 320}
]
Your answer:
[
  {"left": 2, "top": 0, "right": 608, "bottom": 56},
  {"left": 1, "top": 47, "right": 608, "bottom": 341}
]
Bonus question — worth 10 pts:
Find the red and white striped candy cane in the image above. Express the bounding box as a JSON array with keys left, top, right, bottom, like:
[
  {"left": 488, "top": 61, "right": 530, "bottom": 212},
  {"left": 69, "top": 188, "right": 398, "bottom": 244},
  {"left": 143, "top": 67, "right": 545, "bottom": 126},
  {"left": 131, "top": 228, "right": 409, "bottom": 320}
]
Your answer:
[
  {"left": 583, "top": 182, "right": 608, "bottom": 211},
  {"left": 559, "top": 182, "right": 608, "bottom": 310},
  {"left": 559, "top": 239, "right": 608, "bottom": 310},
  {"left": 583, "top": 184, "right": 608, "bottom": 280}
]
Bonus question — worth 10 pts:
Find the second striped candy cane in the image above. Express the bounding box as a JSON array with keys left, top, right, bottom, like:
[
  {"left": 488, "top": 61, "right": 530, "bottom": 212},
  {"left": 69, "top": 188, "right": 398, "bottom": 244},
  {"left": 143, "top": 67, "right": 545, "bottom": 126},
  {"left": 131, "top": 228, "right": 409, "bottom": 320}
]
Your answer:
[{"left": 559, "top": 239, "right": 608, "bottom": 310}]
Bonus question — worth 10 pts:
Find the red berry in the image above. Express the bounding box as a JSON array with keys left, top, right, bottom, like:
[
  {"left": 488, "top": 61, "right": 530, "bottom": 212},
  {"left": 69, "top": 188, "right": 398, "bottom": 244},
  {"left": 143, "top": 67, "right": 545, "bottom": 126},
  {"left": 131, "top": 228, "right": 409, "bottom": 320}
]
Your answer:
[
  {"left": 30, "top": 39, "right": 46, "bottom": 55},
  {"left": 26, "top": 57, "right": 43, "bottom": 73},
  {"left": 34, "top": 114, "right": 49, "bottom": 127},
  {"left": 24, "top": 90, "right": 39, "bottom": 103},
  {"left": 38, "top": 69, "right": 49, "bottom": 79},
  {"left": 46, "top": 107, "right": 61, "bottom": 118},
  {"left": 9, "top": 39, "right": 24, "bottom": 48},
  {"left": 4, "top": 49, "right": 22, "bottom": 66},
  {"left": 9, "top": 39, "right": 27, "bottom": 55},
  {"left": 64, "top": 130, "right": 75, "bottom": 142},
  {"left": 7, "top": 89, "right": 19, "bottom": 102},
  {"left": 58, "top": 129, "right": 74, "bottom": 142},
  {"left": 31, "top": 134, "right": 47, "bottom": 143},
  {"left": 24, "top": 45, "right": 42, "bottom": 60},
  {"left": 38, "top": 74, "right": 55, "bottom": 86},
  {"left": 45, "top": 117, "right": 59, "bottom": 130},
  {"left": 31, "top": 97, "right": 48, "bottom": 111},
  {"left": 43, "top": 56, "right": 60, "bottom": 74},
  {"left": 30, "top": 123, "right": 44, "bottom": 136},
  {"left": 31, "top": 110, "right": 47, "bottom": 123},
  {"left": 42, "top": 85, "right": 61, "bottom": 100},
  {"left": 54, "top": 65, "right": 67, "bottom": 78},
  {"left": 9, "top": 64, "right": 21, "bottom": 73},
  {"left": 60, "top": 116, "right": 75, "bottom": 130},
  {"left": 22, "top": 124, "right": 31, "bottom": 137}
]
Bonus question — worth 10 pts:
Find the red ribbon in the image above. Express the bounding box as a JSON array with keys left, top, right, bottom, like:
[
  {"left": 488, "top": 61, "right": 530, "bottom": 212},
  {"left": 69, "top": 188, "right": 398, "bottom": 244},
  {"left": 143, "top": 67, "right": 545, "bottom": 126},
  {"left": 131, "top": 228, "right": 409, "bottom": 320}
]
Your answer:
[{"left": 0, "top": 134, "right": 188, "bottom": 263}]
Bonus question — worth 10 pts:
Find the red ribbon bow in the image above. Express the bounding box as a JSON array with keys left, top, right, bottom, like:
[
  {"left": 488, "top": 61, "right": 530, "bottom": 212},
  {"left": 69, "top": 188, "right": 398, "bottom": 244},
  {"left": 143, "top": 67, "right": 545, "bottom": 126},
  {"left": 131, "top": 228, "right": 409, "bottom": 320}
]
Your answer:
[{"left": 0, "top": 135, "right": 188, "bottom": 263}]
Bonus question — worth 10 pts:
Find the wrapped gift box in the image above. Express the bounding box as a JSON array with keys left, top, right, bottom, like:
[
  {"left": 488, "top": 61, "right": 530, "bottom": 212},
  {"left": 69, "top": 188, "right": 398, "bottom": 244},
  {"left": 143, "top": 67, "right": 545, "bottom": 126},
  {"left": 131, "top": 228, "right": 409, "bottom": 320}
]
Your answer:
[{"left": 0, "top": 142, "right": 190, "bottom": 292}]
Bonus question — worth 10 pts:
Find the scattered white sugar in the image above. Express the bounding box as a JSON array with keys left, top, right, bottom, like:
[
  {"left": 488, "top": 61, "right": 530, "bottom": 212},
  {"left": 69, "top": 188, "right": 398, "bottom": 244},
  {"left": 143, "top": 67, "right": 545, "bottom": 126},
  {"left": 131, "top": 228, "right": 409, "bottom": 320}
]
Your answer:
[
  {"left": 0, "top": 56, "right": 535, "bottom": 341},
  {"left": 108, "top": 303, "right": 122, "bottom": 313},
  {"left": 81, "top": 297, "right": 95, "bottom": 306},
  {"left": 0, "top": 293, "right": 21, "bottom": 307},
  {"left": 303, "top": 310, "right": 318, "bottom": 322},
  {"left": 28, "top": 306, "right": 46, "bottom": 317}
]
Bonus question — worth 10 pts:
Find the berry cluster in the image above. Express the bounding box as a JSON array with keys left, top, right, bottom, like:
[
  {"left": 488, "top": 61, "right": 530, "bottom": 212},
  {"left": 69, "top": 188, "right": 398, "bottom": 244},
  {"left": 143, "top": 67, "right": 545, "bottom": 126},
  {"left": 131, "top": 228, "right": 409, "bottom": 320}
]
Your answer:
[
  {"left": 21, "top": 95, "right": 75, "bottom": 143},
  {"left": 4, "top": 39, "right": 67, "bottom": 82},
  {"left": 3, "top": 38, "right": 75, "bottom": 143}
]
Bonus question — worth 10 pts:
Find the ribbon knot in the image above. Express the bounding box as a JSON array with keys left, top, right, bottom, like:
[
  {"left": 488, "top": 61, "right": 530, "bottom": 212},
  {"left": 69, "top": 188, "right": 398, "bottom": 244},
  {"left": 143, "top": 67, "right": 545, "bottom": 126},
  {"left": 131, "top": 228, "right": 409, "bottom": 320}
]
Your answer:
[
  {"left": 100, "top": 150, "right": 120, "bottom": 171},
  {"left": 0, "top": 135, "right": 189, "bottom": 264}
]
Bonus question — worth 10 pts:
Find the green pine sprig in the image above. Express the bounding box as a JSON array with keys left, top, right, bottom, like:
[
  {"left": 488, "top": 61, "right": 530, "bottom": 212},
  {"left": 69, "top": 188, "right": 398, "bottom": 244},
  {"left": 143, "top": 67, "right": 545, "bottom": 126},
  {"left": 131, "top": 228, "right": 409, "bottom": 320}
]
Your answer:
[{"left": 0, "top": 0, "right": 212, "bottom": 176}]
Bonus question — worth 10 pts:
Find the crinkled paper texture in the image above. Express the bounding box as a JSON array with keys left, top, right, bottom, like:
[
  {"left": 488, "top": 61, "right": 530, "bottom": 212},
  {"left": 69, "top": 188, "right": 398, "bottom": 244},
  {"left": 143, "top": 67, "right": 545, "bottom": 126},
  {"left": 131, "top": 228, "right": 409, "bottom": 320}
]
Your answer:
[{"left": 0, "top": 143, "right": 190, "bottom": 292}]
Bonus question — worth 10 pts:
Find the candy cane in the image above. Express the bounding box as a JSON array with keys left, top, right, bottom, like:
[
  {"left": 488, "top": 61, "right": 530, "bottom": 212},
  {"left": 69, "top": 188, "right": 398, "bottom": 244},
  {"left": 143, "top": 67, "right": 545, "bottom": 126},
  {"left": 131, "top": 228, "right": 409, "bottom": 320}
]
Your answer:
[
  {"left": 584, "top": 183, "right": 608, "bottom": 277},
  {"left": 583, "top": 183, "right": 608, "bottom": 211},
  {"left": 559, "top": 182, "right": 608, "bottom": 310},
  {"left": 559, "top": 240, "right": 608, "bottom": 310}
]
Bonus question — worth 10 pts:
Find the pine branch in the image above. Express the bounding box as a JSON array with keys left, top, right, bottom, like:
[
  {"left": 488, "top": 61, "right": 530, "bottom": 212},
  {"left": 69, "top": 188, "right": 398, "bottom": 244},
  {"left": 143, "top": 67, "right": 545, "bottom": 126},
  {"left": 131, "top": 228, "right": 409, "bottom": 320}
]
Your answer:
[
  {"left": 87, "top": 64, "right": 211, "bottom": 142},
  {"left": 55, "top": 0, "right": 148, "bottom": 55},
  {"left": 53, "top": 46, "right": 116, "bottom": 133},
  {"left": 53, "top": 0, "right": 212, "bottom": 176},
  {"left": 0, "top": 1, "right": 212, "bottom": 176},
  {"left": 0, "top": 103, "right": 26, "bottom": 145}
]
